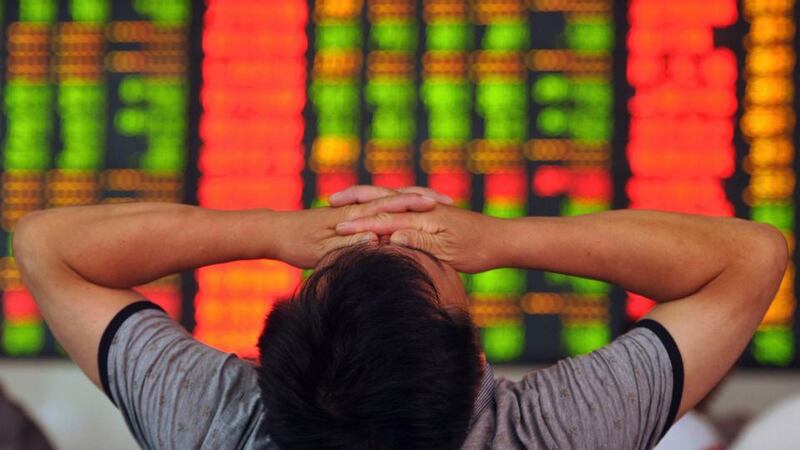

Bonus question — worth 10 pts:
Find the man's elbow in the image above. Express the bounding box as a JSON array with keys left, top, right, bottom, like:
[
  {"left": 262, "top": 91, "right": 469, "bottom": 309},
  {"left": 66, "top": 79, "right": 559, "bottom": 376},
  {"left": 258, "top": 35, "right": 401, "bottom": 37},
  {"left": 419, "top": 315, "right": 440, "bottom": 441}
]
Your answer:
[
  {"left": 12, "top": 210, "right": 52, "bottom": 269},
  {"left": 747, "top": 222, "right": 789, "bottom": 286}
]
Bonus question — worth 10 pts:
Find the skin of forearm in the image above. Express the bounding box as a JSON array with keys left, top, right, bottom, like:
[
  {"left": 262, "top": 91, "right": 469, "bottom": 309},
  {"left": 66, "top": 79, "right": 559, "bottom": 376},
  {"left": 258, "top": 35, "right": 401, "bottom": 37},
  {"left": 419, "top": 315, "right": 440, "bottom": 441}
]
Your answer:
[
  {"left": 14, "top": 203, "right": 278, "bottom": 289},
  {"left": 497, "top": 209, "right": 784, "bottom": 302}
]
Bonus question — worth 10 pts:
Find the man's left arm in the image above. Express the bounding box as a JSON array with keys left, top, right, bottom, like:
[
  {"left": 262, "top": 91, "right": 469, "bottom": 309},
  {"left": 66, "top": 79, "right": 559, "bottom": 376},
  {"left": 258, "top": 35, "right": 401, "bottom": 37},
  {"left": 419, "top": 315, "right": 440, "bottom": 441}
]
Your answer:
[{"left": 12, "top": 196, "right": 436, "bottom": 388}]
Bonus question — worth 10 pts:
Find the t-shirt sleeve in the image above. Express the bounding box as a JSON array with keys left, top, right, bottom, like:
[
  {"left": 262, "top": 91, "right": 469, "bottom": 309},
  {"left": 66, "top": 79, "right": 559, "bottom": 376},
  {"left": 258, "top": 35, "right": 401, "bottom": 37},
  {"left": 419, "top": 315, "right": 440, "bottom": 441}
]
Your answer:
[
  {"left": 493, "top": 319, "right": 683, "bottom": 450},
  {"left": 98, "top": 301, "right": 266, "bottom": 450}
]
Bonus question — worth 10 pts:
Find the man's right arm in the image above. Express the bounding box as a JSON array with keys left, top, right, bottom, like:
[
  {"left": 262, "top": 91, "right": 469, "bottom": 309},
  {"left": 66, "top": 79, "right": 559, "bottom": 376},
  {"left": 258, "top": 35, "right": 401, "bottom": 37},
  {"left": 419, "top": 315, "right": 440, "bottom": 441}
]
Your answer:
[{"left": 497, "top": 210, "right": 787, "bottom": 417}]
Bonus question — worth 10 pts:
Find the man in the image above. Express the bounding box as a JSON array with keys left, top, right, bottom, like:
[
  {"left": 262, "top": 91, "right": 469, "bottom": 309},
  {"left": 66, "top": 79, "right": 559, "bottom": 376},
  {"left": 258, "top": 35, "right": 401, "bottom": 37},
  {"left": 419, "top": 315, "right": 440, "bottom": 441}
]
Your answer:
[{"left": 13, "top": 185, "right": 786, "bottom": 449}]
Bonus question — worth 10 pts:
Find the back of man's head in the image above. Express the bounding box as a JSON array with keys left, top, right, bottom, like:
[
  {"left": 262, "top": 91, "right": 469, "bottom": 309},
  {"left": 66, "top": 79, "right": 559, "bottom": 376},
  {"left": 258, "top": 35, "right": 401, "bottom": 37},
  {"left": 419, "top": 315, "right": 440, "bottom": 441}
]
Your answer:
[{"left": 257, "top": 245, "right": 482, "bottom": 449}]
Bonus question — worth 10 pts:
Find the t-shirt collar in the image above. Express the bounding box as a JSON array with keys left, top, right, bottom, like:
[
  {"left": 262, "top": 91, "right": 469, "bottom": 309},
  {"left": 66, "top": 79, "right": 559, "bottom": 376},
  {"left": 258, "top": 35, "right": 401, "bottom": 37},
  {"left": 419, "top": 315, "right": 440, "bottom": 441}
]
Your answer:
[{"left": 469, "top": 363, "right": 495, "bottom": 427}]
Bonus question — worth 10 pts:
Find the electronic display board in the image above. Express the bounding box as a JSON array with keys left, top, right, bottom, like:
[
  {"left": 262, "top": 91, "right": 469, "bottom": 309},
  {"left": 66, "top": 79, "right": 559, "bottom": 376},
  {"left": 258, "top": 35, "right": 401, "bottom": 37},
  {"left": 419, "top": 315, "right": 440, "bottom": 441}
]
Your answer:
[
  {"left": 0, "top": 0, "right": 797, "bottom": 368},
  {"left": 0, "top": 0, "right": 190, "bottom": 356}
]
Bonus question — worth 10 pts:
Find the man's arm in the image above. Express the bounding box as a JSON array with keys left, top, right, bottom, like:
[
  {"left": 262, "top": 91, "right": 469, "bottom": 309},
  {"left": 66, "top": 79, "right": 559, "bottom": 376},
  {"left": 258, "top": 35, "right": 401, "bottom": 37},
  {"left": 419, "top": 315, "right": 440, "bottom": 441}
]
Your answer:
[
  {"left": 334, "top": 201, "right": 788, "bottom": 418},
  {"left": 12, "top": 195, "right": 436, "bottom": 388},
  {"left": 12, "top": 203, "right": 286, "bottom": 387},
  {"left": 498, "top": 211, "right": 787, "bottom": 416}
]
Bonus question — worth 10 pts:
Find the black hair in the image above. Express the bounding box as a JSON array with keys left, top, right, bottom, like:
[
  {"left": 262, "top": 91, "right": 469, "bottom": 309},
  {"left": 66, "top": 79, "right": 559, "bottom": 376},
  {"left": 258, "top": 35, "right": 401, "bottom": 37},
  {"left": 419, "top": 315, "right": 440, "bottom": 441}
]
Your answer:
[{"left": 257, "top": 245, "right": 482, "bottom": 449}]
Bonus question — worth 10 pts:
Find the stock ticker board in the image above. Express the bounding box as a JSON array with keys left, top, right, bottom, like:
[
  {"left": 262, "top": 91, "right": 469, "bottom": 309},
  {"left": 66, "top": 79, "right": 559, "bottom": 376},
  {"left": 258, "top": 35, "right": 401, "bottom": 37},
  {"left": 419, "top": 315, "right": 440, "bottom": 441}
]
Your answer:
[{"left": 0, "top": 0, "right": 797, "bottom": 368}]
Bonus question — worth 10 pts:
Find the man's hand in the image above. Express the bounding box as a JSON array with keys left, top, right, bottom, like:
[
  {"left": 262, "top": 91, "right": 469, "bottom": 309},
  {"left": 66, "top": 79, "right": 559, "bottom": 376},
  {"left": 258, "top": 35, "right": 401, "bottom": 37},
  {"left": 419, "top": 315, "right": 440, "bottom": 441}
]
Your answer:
[
  {"left": 330, "top": 185, "right": 505, "bottom": 273},
  {"left": 273, "top": 192, "right": 443, "bottom": 268}
]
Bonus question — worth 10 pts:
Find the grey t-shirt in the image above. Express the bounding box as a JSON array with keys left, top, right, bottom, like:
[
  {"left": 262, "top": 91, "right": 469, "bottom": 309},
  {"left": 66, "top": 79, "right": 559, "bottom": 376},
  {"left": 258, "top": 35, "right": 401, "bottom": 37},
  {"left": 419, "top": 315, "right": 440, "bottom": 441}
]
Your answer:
[{"left": 100, "top": 301, "right": 681, "bottom": 449}]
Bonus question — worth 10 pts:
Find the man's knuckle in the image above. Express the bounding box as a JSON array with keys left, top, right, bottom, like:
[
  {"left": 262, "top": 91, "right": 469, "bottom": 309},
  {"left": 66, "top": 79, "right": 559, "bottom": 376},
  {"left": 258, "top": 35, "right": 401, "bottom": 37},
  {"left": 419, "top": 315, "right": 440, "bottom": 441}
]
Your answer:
[
  {"left": 420, "top": 234, "right": 434, "bottom": 250},
  {"left": 375, "top": 212, "right": 393, "bottom": 222},
  {"left": 342, "top": 204, "right": 362, "bottom": 219}
]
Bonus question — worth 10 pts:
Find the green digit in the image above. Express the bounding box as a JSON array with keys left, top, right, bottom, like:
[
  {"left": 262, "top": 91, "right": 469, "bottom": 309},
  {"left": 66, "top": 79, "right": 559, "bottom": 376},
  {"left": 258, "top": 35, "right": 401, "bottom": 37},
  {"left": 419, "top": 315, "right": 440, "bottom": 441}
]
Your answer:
[
  {"left": 482, "top": 22, "right": 529, "bottom": 51},
  {"left": 427, "top": 23, "right": 471, "bottom": 50},
  {"left": 115, "top": 108, "right": 147, "bottom": 135},
  {"left": 421, "top": 80, "right": 470, "bottom": 108},
  {"left": 2, "top": 321, "right": 45, "bottom": 356},
  {"left": 428, "top": 113, "right": 470, "bottom": 140},
  {"left": 317, "top": 23, "right": 362, "bottom": 49},
  {"left": 366, "top": 80, "right": 416, "bottom": 108},
  {"left": 572, "top": 79, "right": 612, "bottom": 107},
  {"left": 70, "top": 0, "right": 109, "bottom": 22},
  {"left": 133, "top": 0, "right": 189, "bottom": 24},
  {"left": 371, "top": 110, "right": 415, "bottom": 140},
  {"left": 482, "top": 325, "right": 525, "bottom": 361},
  {"left": 533, "top": 74, "right": 570, "bottom": 104},
  {"left": 471, "top": 269, "right": 526, "bottom": 295},
  {"left": 563, "top": 323, "right": 609, "bottom": 356},
  {"left": 537, "top": 107, "right": 568, "bottom": 136},
  {"left": 371, "top": 21, "right": 417, "bottom": 51},
  {"left": 20, "top": 0, "right": 56, "bottom": 22},
  {"left": 753, "top": 328, "right": 794, "bottom": 366},
  {"left": 752, "top": 204, "right": 794, "bottom": 230},
  {"left": 566, "top": 18, "right": 613, "bottom": 52}
]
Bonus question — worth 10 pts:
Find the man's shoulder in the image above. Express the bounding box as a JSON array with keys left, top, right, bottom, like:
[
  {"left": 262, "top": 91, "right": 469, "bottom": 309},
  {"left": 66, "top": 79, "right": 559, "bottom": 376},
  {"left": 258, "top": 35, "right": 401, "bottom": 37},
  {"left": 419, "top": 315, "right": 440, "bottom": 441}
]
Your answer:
[
  {"left": 461, "top": 326, "right": 678, "bottom": 449},
  {"left": 104, "top": 303, "right": 273, "bottom": 449}
]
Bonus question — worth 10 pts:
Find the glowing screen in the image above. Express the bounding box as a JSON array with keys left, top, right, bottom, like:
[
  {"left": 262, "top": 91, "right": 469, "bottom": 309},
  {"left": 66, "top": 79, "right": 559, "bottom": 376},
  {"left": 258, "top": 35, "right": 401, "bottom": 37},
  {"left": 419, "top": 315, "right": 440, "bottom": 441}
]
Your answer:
[
  {"left": 0, "top": 0, "right": 190, "bottom": 356},
  {"left": 0, "top": 0, "right": 796, "bottom": 368}
]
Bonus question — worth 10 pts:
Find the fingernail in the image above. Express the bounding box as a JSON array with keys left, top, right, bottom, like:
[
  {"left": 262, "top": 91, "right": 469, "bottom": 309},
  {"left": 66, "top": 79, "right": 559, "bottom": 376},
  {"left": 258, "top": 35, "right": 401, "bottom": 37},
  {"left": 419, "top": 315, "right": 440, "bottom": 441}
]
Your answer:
[
  {"left": 421, "top": 195, "right": 437, "bottom": 203},
  {"left": 336, "top": 221, "right": 353, "bottom": 232},
  {"left": 328, "top": 192, "right": 342, "bottom": 202},
  {"left": 441, "top": 195, "right": 454, "bottom": 205},
  {"left": 358, "top": 234, "right": 373, "bottom": 243}
]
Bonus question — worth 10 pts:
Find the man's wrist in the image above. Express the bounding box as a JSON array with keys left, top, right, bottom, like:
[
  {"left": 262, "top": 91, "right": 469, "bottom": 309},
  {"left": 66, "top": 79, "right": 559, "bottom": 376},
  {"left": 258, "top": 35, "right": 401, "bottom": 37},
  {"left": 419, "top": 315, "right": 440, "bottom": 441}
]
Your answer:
[
  {"left": 486, "top": 217, "right": 524, "bottom": 269},
  {"left": 260, "top": 209, "right": 286, "bottom": 260},
  {"left": 492, "top": 216, "right": 548, "bottom": 270},
  {"left": 225, "top": 208, "right": 282, "bottom": 261}
]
